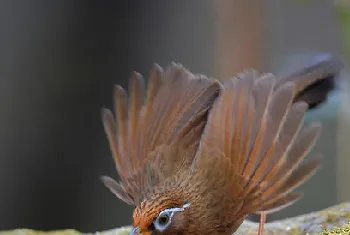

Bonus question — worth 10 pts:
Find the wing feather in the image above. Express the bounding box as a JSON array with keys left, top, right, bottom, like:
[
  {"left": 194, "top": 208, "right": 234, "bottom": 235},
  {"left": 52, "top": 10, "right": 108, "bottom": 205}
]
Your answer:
[
  {"left": 128, "top": 72, "right": 145, "bottom": 168},
  {"left": 101, "top": 54, "right": 341, "bottom": 217},
  {"left": 102, "top": 63, "right": 221, "bottom": 205},
  {"left": 194, "top": 70, "right": 323, "bottom": 222},
  {"left": 275, "top": 53, "right": 343, "bottom": 109}
]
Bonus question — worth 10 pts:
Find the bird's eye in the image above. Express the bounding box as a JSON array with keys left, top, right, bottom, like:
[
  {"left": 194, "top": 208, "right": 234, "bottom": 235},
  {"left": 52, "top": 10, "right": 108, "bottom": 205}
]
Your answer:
[
  {"left": 158, "top": 214, "right": 170, "bottom": 225},
  {"left": 154, "top": 211, "right": 171, "bottom": 231},
  {"left": 153, "top": 204, "right": 190, "bottom": 231}
]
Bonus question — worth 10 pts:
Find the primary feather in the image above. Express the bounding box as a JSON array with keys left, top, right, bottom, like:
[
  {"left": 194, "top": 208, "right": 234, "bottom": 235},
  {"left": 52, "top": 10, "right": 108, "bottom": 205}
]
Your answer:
[{"left": 101, "top": 63, "right": 221, "bottom": 206}]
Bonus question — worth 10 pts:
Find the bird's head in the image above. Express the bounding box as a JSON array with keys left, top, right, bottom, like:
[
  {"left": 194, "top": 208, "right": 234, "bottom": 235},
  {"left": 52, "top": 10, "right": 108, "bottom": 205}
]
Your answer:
[{"left": 130, "top": 196, "right": 191, "bottom": 235}]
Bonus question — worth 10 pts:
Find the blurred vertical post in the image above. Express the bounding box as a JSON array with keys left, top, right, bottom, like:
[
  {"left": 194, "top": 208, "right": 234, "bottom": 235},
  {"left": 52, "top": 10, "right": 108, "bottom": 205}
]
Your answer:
[
  {"left": 214, "top": 1, "right": 265, "bottom": 80},
  {"left": 335, "top": 0, "right": 350, "bottom": 203},
  {"left": 213, "top": 0, "right": 346, "bottom": 221},
  {"left": 213, "top": 1, "right": 266, "bottom": 223}
]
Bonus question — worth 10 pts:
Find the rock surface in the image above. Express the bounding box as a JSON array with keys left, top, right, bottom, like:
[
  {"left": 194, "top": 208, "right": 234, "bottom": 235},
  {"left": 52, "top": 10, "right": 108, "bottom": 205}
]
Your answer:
[{"left": 1, "top": 203, "right": 349, "bottom": 235}]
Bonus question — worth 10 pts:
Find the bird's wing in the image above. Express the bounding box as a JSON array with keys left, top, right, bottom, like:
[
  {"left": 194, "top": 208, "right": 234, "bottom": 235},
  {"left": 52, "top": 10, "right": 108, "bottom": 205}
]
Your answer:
[
  {"left": 193, "top": 70, "right": 322, "bottom": 222},
  {"left": 275, "top": 53, "right": 343, "bottom": 109},
  {"left": 101, "top": 63, "right": 221, "bottom": 205}
]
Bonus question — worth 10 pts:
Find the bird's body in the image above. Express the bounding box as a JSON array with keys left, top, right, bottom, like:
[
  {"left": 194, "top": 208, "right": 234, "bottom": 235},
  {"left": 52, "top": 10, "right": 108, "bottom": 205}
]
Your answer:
[{"left": 101, "top": 54, "right": 343, "bottom": 235}]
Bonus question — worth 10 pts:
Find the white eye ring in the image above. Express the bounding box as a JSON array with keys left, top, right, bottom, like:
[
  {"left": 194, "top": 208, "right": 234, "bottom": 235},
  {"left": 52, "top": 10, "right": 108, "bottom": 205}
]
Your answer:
[{"left": 153, "top": 203, "right": 191, "bottom": 232}]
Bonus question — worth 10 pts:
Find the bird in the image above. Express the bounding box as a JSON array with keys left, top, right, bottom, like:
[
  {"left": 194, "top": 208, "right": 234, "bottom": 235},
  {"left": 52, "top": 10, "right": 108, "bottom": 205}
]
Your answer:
[{"left": 100, "top": 54, "right": 343, "bottom": 235}]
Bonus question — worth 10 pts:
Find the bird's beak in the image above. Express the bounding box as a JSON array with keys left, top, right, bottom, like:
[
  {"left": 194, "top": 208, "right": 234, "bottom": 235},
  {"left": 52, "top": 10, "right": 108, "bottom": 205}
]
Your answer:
[
  {"left": 130, "top": 227, "right": 139, "bottom": 235},
  {"left": 130, "top": 226, "right": 152, "bottom": 235}
]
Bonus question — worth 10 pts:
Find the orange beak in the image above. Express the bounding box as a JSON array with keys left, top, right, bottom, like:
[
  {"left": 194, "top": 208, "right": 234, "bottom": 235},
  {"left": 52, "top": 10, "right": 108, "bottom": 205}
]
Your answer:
[{"left": 130, "top": 227, "right": 152, "bottom": 235}]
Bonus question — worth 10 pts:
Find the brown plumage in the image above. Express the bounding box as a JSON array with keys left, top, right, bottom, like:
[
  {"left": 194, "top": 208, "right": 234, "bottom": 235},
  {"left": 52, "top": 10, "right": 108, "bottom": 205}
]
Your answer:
[{"left": 101, "top": 54, "right": 343, "bottom": 235}]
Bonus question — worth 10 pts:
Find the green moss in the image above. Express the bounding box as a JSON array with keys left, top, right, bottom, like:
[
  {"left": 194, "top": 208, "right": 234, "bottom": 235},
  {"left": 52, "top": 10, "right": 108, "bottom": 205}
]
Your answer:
[
  {"left": 288, "top": 226, "right": 303, "bottom": 235},
  {"left": 114, "top": 232, "right": 129, "bottom": 235},
  {"left": 2, "top": 224, "right": 350, "bottom": 235},
  {"left": 0, "top": 227, "right": 132, "bottom": 235},
  {"left": 324, "top": 211, "right": 346, "bottom": 224},
  {"left": 319, "top": 223, "right": 350, "bottom": 235},
  {"left": 0, "top": 229, "right": 82, "bottom": 235}
]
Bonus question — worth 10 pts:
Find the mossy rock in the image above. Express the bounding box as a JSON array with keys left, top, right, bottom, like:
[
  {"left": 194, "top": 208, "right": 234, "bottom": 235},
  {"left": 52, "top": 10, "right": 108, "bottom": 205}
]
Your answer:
[{"left": 1, "top": 203, "right": 349, "bottom": 235}]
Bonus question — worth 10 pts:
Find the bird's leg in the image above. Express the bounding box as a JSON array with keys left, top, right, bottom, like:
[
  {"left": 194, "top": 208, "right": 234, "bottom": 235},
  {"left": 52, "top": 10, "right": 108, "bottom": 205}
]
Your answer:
[{"left": 257, "top": 212, "right": 266, "bottom": 235}]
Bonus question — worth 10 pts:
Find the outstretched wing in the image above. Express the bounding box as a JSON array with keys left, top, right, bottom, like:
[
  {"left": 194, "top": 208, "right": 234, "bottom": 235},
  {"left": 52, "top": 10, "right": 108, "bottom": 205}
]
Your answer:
[
  {"left": 193, "top": 71, "right": 322, "bottom": 225},
  {"left": 275, "top": 53, "right": 343, "bottom": 109},
  {"left": 101, "top": 63, "right": 221, "bottom": 205}
]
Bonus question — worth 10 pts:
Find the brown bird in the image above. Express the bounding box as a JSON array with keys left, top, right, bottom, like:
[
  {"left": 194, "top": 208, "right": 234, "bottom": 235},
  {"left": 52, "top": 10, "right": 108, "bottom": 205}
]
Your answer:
[{"left": 101, "top": 54, "right": 343, "bottom": 235}]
